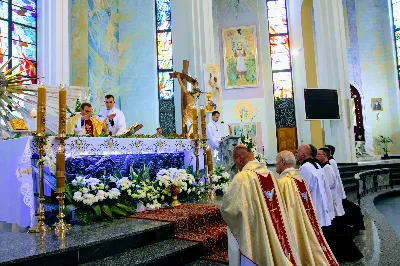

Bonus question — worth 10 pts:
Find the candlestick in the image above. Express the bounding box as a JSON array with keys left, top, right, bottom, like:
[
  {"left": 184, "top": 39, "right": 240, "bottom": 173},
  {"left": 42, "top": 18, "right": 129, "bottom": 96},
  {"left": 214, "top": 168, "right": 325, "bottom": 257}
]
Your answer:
[
  {"left": 206, "top": 147, "right": 213, "bottom": 170},
  {"left": 36, "top": 85, "right": 46, "bottom": 136},
  {"left": 56, "top": 146, "right": 65, "bottom": 193},
  {"left": 58, "top": 87, "right": 67, "bottom": 137},
  {"left": 191, "top": 105, "right": 199, "bottom": 139},
  {"left": 200, "top": 106, "right": 206, "bottom": 138}
]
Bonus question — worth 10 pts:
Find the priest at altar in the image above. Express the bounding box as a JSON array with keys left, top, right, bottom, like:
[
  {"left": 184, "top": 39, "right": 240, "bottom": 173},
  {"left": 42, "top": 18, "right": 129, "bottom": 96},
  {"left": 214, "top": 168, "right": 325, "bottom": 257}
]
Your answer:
[
  {"left": 67, "top": 102, "right": 106, "bottom": 137},
  {"left": 221, "top": 145, "right": 300, "bottom": 266},
  {"left": 98, "top": 94, "right": 127, "bottom": 136},
  {"left": 275, "top": 150, "right": 339, "bottom": 266}
]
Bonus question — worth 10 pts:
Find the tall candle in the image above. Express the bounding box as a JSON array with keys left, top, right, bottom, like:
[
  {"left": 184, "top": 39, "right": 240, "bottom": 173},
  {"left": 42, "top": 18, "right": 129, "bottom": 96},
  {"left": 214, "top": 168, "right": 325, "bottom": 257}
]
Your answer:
[
  {"left": 206, "top": 147, "right": 213, "bottom": 172},
  {"left": 200, "top": 106, "right": 206, "bottom": 138},
  {"left": 58, "top": 87, "right": 67, "bottom": 136},
  {"left": 36, "top": 85, "right": 46, "bottom": 135},
  {"left": 191, "top": 106, "right": 199, "bottom": 139},
  {"left": 56, "top": 146, "right": 65, "bottom": 193}
]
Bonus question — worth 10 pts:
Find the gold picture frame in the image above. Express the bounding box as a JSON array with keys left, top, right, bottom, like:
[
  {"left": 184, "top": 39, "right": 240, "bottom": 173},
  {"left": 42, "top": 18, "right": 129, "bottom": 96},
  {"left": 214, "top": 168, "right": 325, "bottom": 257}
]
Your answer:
[{"left": 371, "top": 98, "right": 383, "bottom": 111}]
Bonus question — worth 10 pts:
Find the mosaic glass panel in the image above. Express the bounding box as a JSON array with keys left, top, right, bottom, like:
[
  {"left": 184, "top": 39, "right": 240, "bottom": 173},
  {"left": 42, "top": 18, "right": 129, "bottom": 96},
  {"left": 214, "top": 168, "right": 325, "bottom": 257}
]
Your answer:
[
  {"left": 12, "top": 39, "right": 35, "bottom": 60},
  {"left": 273, "top": 72, "right": 293, "bottom": 99},
  {"left": 0, "top": 1, "right": 8, "bottom": 20},
  {"left": 270, "top": 35, "right": 290, "bottom": 71},
  {"left": 156, "top": 0, "right": 171, "bottom": 31},
  {"left": 12, "top": 22, "right": 35, "bottom": 44},
  {"left": 157, "top": 32, "right": 172, "bottom": 69},
  {"left": 12, "top": 4, "right": 36, "bottom": 28},
  {"left": 13, "top": 0, "right": 36, "bottom": 9},
  {"left": 266, "top": 0, "right": 287, "bottom": 34},
  {"left": 11, "top": 56, "right": 36, "bottom": 83},
  {"left": 158, "top": 72, "right": 173, "bottom": 99},
  {"left": 0, "top": 19, "right": 7, "bottom": 37},
  {"left": 0, "top": 37, "right": 8, "bottom": 59},
  {"left": 393, "top": 1, "right": 400, "bottom": 29}
]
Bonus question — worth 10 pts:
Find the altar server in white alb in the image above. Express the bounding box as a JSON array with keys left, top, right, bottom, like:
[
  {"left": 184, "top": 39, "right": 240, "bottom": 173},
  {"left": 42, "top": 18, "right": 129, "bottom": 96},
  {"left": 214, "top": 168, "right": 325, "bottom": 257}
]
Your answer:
[
  {"left": 98, "top": 95, "right": 126, "bottom": 136},
  {"left": 325, "top": 145, "right": 347, "bottom": 200},
  {"left": 296, "top": 145, "right": 332, "bottom": 227},
  {"left": 206, "top": 111, "right": 222, "bottom": 151},
  {"left": 317, "top": 148, "right": 345, "bottom": 217}
]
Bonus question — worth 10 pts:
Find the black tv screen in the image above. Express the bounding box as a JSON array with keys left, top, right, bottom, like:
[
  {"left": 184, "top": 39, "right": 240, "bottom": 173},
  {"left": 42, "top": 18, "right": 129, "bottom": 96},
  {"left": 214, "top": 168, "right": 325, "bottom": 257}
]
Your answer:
[{"left": 304, "top": 89, "right": 340, "bottom": 120}]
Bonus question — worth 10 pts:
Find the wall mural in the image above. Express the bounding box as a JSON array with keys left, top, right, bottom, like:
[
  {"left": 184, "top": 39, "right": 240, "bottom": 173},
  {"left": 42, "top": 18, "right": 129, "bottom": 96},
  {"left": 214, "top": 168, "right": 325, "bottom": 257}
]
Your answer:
[
  {"left": 222, "top": 25, "right": 259, "bottom": 88},
  {"left": 71, "top": 0, "right": 135, "bottom": 113}
]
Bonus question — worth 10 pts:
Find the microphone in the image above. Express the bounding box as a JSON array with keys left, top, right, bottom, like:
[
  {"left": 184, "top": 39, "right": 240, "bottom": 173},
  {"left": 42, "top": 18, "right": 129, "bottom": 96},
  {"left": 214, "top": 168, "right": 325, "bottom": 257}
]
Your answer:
[{"left": 221, "top": 121, "right": 225, "bottom": 124}]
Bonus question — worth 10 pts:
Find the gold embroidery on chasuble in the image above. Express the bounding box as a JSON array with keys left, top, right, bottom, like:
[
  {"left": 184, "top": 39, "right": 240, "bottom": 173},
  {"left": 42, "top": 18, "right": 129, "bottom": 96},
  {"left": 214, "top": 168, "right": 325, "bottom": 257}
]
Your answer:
[
  {"left": 84, "top": 119, "right": 94, "bottom": 137},
  {"left": 293, "top": 178, "right": 338, "bottom": 266},
  {"left": 257, "top": 173, "right": 297, "bottom": 266}
]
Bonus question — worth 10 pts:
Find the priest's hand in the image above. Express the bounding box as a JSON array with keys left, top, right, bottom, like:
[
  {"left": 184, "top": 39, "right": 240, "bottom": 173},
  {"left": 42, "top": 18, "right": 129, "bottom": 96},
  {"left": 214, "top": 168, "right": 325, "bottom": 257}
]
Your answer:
[{"left": 107, "top": 114, "right": 116, "bottom": 120}]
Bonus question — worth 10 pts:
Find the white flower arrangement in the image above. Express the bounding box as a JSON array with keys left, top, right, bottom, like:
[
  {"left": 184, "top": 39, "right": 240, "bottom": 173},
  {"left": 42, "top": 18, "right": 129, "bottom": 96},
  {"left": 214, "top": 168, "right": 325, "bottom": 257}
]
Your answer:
[
  {"left": 71, "top": 176, "right": 121, "bottom": 206},
  {"left": 42, "top": 141, "right": 56, "bottom": 174}
]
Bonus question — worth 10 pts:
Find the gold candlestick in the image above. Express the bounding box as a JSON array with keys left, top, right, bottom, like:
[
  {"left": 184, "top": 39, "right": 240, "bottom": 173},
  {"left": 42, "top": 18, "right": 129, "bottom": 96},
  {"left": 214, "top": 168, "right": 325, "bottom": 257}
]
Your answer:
[
  {"left": 200, "top": 106, "right": 208, "bottom": 192},
  {"left": 36, "top": 85, "right": 46, "bottom": 136},
  {"left": 206, "top": 147, "right": 215, "bottom": 201},
  {"left": 28, "top": 135, "right": 51, "bottom": 233},
  {"left": 194, "top": 137, "right": 200, "bottom": 182},
  {"left": 58, "top": 86, "right": 67, "bottom": 138},
  {"left": 191, "top": 105, "right": 199, "bottom": 139}
]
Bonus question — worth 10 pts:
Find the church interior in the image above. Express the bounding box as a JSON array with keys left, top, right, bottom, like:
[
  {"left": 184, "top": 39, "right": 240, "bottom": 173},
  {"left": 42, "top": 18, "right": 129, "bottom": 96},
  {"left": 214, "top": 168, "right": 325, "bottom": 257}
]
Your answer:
[{"left": 1, "top": 0, "right": 400, "bottom": 265}]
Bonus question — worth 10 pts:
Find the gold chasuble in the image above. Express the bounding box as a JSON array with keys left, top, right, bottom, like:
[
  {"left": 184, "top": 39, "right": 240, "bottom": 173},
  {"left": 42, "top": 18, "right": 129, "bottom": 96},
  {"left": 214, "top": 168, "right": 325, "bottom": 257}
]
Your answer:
[
  {"left": 277, "top": 169, "right": 338, "bottom": 266},
  {"left": 221, "top": 161, "right": 300, "bottom": 266},
  {"left": 66, "top": 115, "right": 106, "bottom": 137}
]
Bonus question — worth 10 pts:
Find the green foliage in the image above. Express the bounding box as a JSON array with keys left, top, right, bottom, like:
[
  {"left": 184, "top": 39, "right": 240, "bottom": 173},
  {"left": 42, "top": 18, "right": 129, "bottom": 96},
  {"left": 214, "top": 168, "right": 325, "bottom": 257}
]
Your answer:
[
  {"left": 227, "top": 58, "right": 239, "bottom": 86},
  {"left": 244, "top": 58, "right": 257, "bottom": 83},
  {"left": 74, "top": 98, "right": 81, "bottom": 113},
  {"left": 378, "top": 135, "right": 393, "bottom": 155}
]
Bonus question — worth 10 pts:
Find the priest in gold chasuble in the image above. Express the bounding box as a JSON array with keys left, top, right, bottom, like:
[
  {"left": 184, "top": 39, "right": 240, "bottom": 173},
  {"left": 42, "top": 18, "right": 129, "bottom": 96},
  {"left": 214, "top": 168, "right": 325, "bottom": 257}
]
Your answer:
[
  {"left": 276, "top": 151, "right": 338, "bottom": 266},
  {"left": 221, "top": 145, "right": 300, "bottom": 266},
  {"left": 67, "top": 102, "right": 106, "bottom": 137}
]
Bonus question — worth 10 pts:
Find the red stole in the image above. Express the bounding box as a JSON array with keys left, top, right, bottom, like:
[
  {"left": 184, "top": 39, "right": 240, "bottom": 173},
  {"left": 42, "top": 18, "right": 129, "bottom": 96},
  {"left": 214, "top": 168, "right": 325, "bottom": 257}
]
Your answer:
[
  {"left": 293, "top": 178, "right": 338, "bottom": 266},
  {"left": 257, "top": 173, "right": 297, "bottom": 266},
  {"left": 84, "top": 119, "right": 94, "bottom": 137}
]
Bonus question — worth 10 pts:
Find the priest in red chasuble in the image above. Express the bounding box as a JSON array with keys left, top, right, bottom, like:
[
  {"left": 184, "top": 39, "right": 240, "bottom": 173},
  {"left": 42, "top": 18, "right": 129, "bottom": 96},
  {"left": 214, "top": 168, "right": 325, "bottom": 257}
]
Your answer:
[
  {"left": 221, "top": 145, "right": 300, "bottom": 266},
  {"left": 67, "top": 102, "right": 106, "bottom": 137},
  {"left": 276, "top": 151, "right": 338, "bottom": 266}
]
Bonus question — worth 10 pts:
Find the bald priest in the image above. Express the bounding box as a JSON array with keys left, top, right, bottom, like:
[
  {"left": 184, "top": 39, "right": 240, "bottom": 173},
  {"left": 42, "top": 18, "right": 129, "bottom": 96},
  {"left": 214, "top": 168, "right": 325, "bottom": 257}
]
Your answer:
[
  {"left": 276, "top": 151, "right": 339, "bottom": 266},
  {"left": 221, "top": 145, "right": 301, "bottom": 266}
]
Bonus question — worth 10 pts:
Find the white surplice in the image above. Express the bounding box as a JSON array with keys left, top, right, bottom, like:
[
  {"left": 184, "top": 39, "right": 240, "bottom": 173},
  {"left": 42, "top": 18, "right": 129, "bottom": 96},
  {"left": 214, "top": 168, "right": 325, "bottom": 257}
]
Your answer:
[
  {"left": 206, "top": 120, "right": 222, "bottom": 151},
  {"left": 300, "top": 159, "right": 332, "bottom": 227},
  {"left": 319, "top": 164, "right": 335, "bottom": 220},
  {"left": 323, "top": 163, "right": 345, "bottom": 217},
  {"left": 329, "top": 158, "right": 347, "bottom": 199},
  {"left": 98, "top": 107, "right": 127, "bottom": 136}
]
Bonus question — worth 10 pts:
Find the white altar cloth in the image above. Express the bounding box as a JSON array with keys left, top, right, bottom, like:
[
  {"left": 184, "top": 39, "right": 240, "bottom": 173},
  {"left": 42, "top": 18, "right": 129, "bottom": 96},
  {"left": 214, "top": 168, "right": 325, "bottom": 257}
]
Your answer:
[{"left": 1, "top": 136, "right": 195, "bottom": 227}]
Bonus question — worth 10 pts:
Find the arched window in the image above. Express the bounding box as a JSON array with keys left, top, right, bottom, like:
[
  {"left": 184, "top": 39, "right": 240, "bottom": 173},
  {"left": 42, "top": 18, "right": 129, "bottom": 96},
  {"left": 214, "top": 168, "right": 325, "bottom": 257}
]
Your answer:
[
  {"left": 0, "top": 0, "right": 37, "bottom": 82},
  {"left": 155, "top": 0, "right": 175, "bottom": 134}
]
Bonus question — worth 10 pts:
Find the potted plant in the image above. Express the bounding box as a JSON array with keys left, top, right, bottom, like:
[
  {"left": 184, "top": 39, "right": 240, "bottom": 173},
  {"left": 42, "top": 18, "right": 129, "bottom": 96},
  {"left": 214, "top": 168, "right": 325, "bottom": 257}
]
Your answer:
[{"left": 378, "top": 135, "right": 393, "bottom": 159}]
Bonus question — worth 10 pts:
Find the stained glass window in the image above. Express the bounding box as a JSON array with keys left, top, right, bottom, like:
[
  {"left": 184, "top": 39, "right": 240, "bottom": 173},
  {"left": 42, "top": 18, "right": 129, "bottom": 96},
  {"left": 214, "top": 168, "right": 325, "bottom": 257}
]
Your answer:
[
  {"left": 267, "top": 0, "right": 293, "bottom": 100},
  {"left": 155, "top": 0, "right": 173, "bottom": 99},
  {"left": 392, "top": 1, "right": 400, "bottom": 86},
  {"left": 0, "top": 0, "right": 36, "bottom": 83}
]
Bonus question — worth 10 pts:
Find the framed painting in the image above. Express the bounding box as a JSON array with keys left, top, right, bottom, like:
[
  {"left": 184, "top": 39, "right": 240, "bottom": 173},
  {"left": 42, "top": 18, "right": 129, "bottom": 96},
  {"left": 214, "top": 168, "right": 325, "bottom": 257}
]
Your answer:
[
  {"left": 222, "top": 25, "right": 259, "bottom": 89},
  {"left": 371, "top": 98, "right": 383, "bottom": 111}
]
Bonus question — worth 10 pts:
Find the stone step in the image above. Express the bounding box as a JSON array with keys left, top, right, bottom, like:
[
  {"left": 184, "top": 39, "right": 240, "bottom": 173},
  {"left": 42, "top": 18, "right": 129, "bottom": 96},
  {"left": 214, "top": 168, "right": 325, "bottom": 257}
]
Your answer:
[
  {"left": 80, "top": 239, "right": 201, "bottom": 266},
  {"left": 0, "top": 218, "right": 173, "bottom": 265},
  {"left": 186, "top": 260, "right": 227, "bottom": 266}
]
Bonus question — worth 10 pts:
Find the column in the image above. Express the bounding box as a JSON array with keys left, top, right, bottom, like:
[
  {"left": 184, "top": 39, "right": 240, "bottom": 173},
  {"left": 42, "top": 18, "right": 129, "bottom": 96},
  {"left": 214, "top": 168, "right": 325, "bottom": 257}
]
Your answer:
[
  {"left": 313, "top": 0, "right": 356, "bottom": 162},
  {"left": 171, "top": 0, "right": 217, "bottom": 133},
  {"left": 37, "top": 0, "right": 70, "bottom": 86}
]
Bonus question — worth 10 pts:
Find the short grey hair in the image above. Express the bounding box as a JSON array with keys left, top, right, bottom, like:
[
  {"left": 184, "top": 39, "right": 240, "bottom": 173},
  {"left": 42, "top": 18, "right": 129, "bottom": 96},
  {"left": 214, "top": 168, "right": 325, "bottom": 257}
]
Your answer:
[{"left": 277, "top": 150, "right": 296, "bottom": 165}]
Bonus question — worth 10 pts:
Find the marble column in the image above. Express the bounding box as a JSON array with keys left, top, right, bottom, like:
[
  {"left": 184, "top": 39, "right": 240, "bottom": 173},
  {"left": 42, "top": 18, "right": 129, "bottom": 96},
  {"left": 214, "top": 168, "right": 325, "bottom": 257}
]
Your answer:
[
  {"left": 312, "top": 0, "right": 356, "bottom": 162},
  {"left": 37, "top": 0, "right": 70, "bottom": 86}
]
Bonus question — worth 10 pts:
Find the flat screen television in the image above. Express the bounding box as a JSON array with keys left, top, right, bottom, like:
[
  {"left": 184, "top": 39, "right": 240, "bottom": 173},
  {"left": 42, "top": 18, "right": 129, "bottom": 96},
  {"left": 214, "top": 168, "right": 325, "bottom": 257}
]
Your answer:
[{"left": 304, "top": 89, "right": 340, "bottom": 120}]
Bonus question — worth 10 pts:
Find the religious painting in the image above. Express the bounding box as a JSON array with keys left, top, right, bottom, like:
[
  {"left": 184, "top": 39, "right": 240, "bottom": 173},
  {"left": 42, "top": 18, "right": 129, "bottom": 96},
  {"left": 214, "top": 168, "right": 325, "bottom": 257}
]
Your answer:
[
  {"left": 235, "top": 101, "right": 253, "bottom": 121},
  {"left": 222, "top": 25, "right": 259, "bottom": 88},
  {"left": 230, "top": 123, "right": 257, "bottom": 138},
  {"left": 371, "top": 98, "right": 383, "bottom": 111},
  {"left": 203, "top": 64, "right": 222, "bottom": 112}
]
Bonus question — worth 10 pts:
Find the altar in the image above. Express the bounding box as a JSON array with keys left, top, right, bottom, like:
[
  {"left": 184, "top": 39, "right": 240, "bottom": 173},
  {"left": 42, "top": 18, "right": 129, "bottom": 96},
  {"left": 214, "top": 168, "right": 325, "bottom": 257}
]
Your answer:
[{"left": 1, "top": 136, "right": 196, "bottom": 227}]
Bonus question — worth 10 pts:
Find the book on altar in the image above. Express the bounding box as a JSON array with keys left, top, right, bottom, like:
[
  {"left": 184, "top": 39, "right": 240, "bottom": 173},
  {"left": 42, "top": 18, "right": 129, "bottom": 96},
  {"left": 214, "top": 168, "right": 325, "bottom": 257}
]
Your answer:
[{"left": 122, "top": 123, "right": 143, "bottom": 136}]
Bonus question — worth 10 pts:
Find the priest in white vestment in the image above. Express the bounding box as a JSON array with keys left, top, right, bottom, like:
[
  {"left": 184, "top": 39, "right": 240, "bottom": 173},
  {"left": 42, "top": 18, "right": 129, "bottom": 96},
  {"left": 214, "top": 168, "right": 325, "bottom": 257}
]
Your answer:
[
  {"left": 317, "top": 148, "right": 345, "bottom": 217},
  {"left": 276, "top": 151, "right": 339, "bottom": 266},
  {"left": 325, "top": 145, "right": 347, "bottom": 200},
  {"left": 296, "top": 145, "right": 332, "bottom": 227},
  {"left": 206, "top": 111, "right": 222, "bottom": 152},
  {"left": 221, "top": 145, "right": 300, "bottom": 266},
  {"left": 98, "top": 95, "right": 127, "bottom": 136}
]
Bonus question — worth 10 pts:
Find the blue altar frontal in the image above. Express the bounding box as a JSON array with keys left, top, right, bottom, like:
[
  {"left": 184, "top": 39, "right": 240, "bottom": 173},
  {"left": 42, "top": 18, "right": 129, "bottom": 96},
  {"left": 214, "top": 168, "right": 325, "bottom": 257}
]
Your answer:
[{"left": 2, "top": 136, "right": 195, "bottom": 227}]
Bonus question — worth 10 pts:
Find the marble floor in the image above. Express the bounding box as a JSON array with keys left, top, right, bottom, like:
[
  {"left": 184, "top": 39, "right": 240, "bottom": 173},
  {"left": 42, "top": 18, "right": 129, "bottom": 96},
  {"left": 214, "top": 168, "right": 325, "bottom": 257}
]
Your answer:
[{"left": 374, "top": 195, "right": 400, "bottom": 238}]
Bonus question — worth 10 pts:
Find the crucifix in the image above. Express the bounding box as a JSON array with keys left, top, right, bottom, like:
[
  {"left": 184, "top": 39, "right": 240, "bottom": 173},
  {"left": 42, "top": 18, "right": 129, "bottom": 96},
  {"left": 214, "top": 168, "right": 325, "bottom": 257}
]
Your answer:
[{"left": 169, "top": 60, "right": 203, "bottom": 138}]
